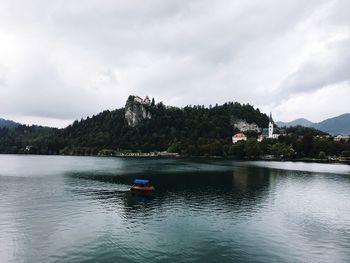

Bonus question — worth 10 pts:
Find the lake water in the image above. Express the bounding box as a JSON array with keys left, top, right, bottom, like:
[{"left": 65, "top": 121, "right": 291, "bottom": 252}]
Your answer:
[{"left": 1, "top": 155, "right": 350, "bottom": 263}]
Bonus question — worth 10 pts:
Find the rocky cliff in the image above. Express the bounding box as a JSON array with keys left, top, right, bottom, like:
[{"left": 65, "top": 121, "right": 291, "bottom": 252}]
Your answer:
[
  {"left": 233, "top": 119, "right": 261, "bottom": 132},
  {"left": 124, "top": 95, "right": 152, "bottom": 127}
]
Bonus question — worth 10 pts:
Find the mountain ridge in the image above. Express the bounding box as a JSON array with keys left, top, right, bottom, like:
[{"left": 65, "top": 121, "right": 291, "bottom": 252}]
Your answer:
[
  {"left": 277, "top": 113, "right": 350, "bottom": 135},
  {"left": 0, "top": 118, "right": 20, "bottom": 128},
  {"left": 276, "top": 118, "right": 313, "bottom": 128}
]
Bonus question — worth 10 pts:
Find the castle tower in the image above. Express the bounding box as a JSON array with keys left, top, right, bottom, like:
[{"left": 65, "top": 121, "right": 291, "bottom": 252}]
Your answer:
[{"left": 268, "top": 112, "right": 274, "bottom": 138}]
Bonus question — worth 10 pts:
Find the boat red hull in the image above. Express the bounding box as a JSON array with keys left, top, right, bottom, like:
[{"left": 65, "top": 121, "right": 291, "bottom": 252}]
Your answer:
[{"left": 130, "top": 185, "right": 155, "bottom": 192}]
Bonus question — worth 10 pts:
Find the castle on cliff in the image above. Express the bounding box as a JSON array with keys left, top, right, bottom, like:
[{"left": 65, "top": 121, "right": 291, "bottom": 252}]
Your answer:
[{"left": 124, "top": 95, "right": 152, "bottom": 127}]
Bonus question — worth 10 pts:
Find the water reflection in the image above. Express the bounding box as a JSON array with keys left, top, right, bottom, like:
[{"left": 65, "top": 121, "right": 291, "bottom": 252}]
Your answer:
[
  {"left": 2, "top": 156, "right": 350, "bottom": 263},
  {"left": 67, "top": 166, "right": 274, "bottom": 224}
]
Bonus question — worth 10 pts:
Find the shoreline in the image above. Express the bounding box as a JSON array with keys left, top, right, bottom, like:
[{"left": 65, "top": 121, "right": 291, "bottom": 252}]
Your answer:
[{"left": 1, "top": 153, "right": 349, "bottom": 165}]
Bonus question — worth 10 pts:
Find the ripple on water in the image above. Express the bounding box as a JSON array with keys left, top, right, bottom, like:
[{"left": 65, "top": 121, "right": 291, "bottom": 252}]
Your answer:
[{"left": 1, "top": 156, "right": 350, "bottom": 263}]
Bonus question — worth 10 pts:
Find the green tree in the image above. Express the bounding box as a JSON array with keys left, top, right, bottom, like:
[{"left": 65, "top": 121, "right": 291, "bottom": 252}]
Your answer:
[
  {"left": 302, "top": 134, "right": 314, "bottom": 156},
  {"left": 271, "top": 143, "right": 294, "bottom": 158},
  {"left": 341, "top": 151, "right": 350, "bottom": 158},
  {"left": 318, "top": 151, "right": 326, "bottom": 159},
  {"left": 167, "top": 140, "right": 181, "bottom": 153},
  {"left": 226, "top": 141, "right": 245, "bottom": 159},
  {"left": 244, "top": 139, "right": 261, "bottom": 158}
]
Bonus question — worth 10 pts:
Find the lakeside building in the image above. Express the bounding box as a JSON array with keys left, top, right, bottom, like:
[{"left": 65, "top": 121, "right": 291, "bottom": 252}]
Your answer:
[
  {"left": 232, "top": 133, "right": 247, "bottom": 144},
  {"left": 334, "top": 135, "right": 350, "bottom": 142},
  {"left": 316, "top": 135, "right": 332, "bottom": 139},
  {"left": 25, "top": 145, "right": 32, "bottom": 152},
  {"left": 258, "top": 113, "right": 286, "bottom": 141}
]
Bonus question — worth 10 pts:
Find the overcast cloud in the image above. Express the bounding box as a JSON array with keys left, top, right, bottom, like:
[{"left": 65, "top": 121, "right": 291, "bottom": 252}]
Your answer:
[{"left": 0, "top": 0, "right": 349, "bottom": 127}]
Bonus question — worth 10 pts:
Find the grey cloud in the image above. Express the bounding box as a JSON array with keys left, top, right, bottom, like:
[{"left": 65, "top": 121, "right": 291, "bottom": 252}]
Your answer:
[
  {"left": 327, "top": 0, "right": 350, "bottom": 25},
  {"left": 0, "top": 65, "right": 6, "bottom": 86},
  {"left": 279, "top": 38, "right": 350, "bottom": 96},
  {"left": 47, "top": 0, "right": 325, "bottom": 60},
  {"left": 0, "top": 55, "right": 116, "bottom": 119},
  {"left": 0, "top": 0, "right": 349, "bottom": 125}
]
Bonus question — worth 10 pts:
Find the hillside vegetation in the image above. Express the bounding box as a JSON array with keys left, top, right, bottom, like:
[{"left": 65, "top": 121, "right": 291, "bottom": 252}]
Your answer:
[
  {"left": 0, "top": 118, "right": 19, "bottom": 128},
  {"left": 0, "top": 100, "right": 268, "bottom": 156},
  {"left": 61, "top": 101, "right": 269, "bottom": 156},
  {"left": 0, "top": 98, "right": 348, "bottom": 160}
]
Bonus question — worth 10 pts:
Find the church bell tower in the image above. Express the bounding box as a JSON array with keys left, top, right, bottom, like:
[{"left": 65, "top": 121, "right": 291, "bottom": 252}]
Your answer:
[{"left": 268, "top": 112, "right": 274, "bottom": 138}]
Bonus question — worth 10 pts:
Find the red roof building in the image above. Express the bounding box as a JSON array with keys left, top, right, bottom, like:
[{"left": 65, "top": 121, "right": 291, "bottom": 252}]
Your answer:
[{"left": 232, "top": 133, "right": 247, "bottom": 144}]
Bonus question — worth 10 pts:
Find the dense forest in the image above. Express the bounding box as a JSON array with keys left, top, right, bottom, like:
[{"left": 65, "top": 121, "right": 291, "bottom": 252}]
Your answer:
[
  {"left": 60, "top": 101, "right": 269, "bottom": 155},
  {"left": 0, "top": 125, "right": 61, "bottom": 154},
  {"left": 225, "top": 132, "right": 350, "bottom": 160},
  {"left": 0, "top": 99, "right": 349, "bottom": 160}
]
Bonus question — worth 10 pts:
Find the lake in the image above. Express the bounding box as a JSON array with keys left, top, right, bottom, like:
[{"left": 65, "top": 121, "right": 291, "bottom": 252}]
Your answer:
[{"left": 0, "top": 155, "right": 350, "bottom": 263}]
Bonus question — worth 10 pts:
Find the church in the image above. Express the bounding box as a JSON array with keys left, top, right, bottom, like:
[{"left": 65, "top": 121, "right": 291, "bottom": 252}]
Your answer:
[{"left": 258, "top": 113, "right": 286, "bottom": 141}]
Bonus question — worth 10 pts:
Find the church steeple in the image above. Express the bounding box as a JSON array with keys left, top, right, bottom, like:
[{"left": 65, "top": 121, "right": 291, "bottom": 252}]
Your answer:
[{"left": 268, "top": 112, "right": 274, "bottom": 138}]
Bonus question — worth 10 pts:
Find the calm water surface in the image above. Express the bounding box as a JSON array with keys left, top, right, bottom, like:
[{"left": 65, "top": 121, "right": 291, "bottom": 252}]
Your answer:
[{"left": 0, "top": 155, "right": 350, "bottom": 263}]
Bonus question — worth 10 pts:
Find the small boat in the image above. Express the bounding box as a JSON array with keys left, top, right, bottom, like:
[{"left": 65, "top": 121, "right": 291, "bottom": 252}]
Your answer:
[{"left": 130, "top": 179, "right": 155, "bottom": 192}]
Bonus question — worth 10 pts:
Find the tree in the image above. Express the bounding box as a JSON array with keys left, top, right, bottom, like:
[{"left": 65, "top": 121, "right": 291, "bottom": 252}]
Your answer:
[
  {"left": 342, "top": 151, "right": 350, "bottom": 158},
  {"left": 318, "top": 151, "right": 326, "bottom": 159},
  {"left": 302, "top": 134, "right": 314, "bottom": 156},
  {"left": 167, "top": 140, "right": 181, "bottom": 153},
  {"left": 226, "top": 141, "right": 245, "bottom": 159},
  {"left": 244, "top": 139, "right": 261, "bottom": 158},
  {"left": 271, "top": 143, "right": 294, "bottom": 158}
]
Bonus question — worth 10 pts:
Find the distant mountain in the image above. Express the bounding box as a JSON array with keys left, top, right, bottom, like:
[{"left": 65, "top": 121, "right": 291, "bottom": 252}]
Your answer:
[
  {"left": 0, "top": 118, "right": 19, "bottom": 128},
  {"left": 313, "top": 113, "right": 350, "bottom": 135},
  {"left": 277, "top": 113, "right": 350, "bottom": 135},
  {"left": 276, "top": 118, "right": 313, "bottom": 128}
]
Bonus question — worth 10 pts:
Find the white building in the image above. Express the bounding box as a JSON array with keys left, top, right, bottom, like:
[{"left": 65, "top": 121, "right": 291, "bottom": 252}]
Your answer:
[
  {"left": 334, "top": 135, "right": 349, "bottom": 141},
  {"left": 259, "top": 113, "right": 286, "bottom": 141},
  {"left": 25, "top": 145, "right": 32, "bottom": 151},
  {"left": 133, "top": 95, "right": 151, "bottom": 105},
  {"left": 133, "top": 96, "right": 144, "bottom": 104},
  {"left": 232, "top": 133, "right": 247, "bottom": 144}
]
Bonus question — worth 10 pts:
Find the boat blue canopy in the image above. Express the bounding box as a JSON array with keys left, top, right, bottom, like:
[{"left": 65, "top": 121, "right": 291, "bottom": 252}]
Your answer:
[{"left": 133, "top": 179, "right": 150, "bottom": 185}]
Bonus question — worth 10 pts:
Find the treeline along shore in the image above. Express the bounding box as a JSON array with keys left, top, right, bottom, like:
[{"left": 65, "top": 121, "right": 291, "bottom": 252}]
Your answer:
[{"left": 0, "top": 95, "right": 349, "bottom": 162}]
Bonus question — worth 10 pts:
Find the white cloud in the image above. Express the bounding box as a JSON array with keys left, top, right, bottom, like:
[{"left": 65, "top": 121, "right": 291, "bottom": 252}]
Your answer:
[
  {"left": 273, "top": 81, "right": 350, "bottom": 122},
  {"left": 279, "top": 37, "right": 350, "bottom": 96},
  {"left": 0, "top": 0, "right": 349, "bottom": 127}
]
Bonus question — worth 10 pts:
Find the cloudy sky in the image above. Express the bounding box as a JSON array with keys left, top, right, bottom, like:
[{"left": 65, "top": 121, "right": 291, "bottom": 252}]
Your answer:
[{"left": 0, "top": 0, "right": 349, "bottom": 127}]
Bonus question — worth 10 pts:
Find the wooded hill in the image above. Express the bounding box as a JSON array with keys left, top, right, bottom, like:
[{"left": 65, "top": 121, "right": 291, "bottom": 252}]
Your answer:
[
  {"left": 61, "top": 100, "right": 269, "bottom": 156},
  {"left": 1, "top": 97, "right": 348, "bottom": 159},
  {"left": 0, "top": 99, "right": 269, "bottom": 156}
]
